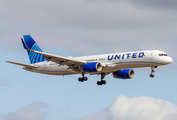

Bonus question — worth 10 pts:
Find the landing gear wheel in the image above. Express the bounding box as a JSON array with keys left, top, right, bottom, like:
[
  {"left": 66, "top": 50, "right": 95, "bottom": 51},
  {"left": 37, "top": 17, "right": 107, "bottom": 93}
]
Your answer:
[
  {"left": 97, "top": 81, "right": 102, "bottom": 86},
  {"left": 102, "top": 80, "right": 106, "bottom": 85},
  {"left": 78, "top": 77, "right": 84, "bottom": 82},
  {"left": 150, "top": 74, "right": 154, "bottom": 78},
  {"left": 84, "top": 77, "right": 88, "bottom": 81},
  {"left": 82, "top": 77, "right": 88, "bottom": 81},
  {"left": 97, "top": 80, "right": 106, "bottom": 86}
]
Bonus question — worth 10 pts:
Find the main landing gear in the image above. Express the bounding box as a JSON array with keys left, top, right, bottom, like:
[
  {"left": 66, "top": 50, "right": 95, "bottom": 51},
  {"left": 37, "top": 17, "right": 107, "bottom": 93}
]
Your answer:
[
  {"left": 150, "top": 66, "right": 157, "bottom": 78},
  {"left": 97, "top": 73, "right": 106, "bottom": 86},
  {"left": 78, "top": 72, "right": 88, "bottom": 82},
  {"left": 78, "top": 72, "right": 107, "bottom": 85}
]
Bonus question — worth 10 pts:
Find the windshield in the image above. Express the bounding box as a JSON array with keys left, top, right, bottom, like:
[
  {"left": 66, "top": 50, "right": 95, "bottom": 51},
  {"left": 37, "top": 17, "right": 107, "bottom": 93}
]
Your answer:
[{"left": 159, "top": 54, "right": 168, "bottom": 56}]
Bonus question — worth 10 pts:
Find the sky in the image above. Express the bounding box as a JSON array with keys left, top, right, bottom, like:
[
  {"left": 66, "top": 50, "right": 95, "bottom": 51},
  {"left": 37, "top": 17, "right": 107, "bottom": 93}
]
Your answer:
[{"left": 0, "top": 0, "right": 177, "bottom": 120}]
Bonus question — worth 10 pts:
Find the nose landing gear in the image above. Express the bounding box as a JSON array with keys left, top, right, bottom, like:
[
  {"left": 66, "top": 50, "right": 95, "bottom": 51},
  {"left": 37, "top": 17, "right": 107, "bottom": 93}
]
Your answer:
[{"left": 150, "top": 66, "right": 157, "bottom": 78}]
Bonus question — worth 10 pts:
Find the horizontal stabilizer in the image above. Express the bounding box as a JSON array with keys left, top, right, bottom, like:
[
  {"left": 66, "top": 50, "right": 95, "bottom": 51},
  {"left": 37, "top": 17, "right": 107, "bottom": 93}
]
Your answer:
[{"left": 6, "top": 61, "right": 38, "bottom": 69}]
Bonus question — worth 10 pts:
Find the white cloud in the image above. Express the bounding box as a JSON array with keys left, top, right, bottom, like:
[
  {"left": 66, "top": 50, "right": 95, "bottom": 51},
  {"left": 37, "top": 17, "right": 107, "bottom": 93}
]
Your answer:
[
  {"left": 80, "top": 95, "right": 177, "bottom": 120},
  {"left": 3, "top": 102, "right": 47, "bottom": 120}
]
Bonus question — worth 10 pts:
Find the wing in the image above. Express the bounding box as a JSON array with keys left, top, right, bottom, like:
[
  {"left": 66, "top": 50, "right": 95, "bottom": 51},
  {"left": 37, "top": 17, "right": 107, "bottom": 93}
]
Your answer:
[
  {"left": 28, "top": 49, "right": 86, "bottom": 72},
  {"left": 6, "top": 61, "right": 38, "bottom": 69},
  {"left": 21, "top": 39, "right": 86, "bottom": 72}
]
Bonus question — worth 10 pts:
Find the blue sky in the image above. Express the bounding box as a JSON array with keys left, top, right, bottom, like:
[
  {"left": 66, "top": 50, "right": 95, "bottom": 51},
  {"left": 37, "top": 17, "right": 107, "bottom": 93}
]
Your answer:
[{"left": 0, "top": 0, "right": 177, "bottom": 120}]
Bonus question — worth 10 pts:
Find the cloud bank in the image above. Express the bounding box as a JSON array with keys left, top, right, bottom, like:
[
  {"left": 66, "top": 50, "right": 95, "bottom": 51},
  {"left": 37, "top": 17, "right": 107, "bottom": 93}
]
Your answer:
[
  {"left": 3, "top": 102, "right": 47, "bottom": 120},
  {"left": 80, "top": 95, "right": 177, "bottom": 120},
  {"left": 0, "top": 0, "right": 176, "bottom": 57}
]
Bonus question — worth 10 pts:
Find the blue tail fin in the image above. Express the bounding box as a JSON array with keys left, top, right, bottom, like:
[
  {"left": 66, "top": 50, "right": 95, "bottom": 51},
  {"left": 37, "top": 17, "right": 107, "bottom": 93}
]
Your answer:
[{"left": 21, "top": 35, "right": 46, "bottom": 64}]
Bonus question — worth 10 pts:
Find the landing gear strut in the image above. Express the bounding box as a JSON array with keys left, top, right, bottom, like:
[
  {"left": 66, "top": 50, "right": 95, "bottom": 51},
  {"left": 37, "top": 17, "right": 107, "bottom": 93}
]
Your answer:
[
  {"left": 97, "top": 73, "right": 106, "bottom": 86},
  {"left": 78, "top": 72, "right": 88, "bottom": 82},
  {"left": 150, "top": 66, "right": 157, "bottom": 78}
]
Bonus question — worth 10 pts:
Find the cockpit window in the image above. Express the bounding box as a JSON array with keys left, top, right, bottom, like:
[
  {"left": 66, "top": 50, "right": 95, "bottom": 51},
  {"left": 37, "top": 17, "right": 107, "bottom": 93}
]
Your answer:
[{"left": 159, "top": 54, "right": 168, "bottom": 56}]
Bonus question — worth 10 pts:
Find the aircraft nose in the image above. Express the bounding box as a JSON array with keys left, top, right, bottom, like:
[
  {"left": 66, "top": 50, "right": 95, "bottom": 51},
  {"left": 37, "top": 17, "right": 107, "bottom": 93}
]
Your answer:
[{"left": 166, "top": 57, "right": 173, "bottom": 64}]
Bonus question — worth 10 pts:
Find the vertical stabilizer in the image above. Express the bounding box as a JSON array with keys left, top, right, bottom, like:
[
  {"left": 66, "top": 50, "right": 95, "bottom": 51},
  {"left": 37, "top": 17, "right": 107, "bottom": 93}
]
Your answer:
[{"left": 21, "top": 35, "right": 46, "bottom": 64}]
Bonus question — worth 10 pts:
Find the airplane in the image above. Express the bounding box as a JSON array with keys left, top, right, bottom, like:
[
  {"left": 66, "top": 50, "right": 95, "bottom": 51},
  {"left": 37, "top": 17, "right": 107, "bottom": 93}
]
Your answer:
[{"left": 7, "top": 35, "right": 173, "bottom": 86}]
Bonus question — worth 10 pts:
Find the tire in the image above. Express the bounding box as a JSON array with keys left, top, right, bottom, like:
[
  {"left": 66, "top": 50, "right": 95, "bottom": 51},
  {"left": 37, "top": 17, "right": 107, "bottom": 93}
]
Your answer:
[
  {"left": 84, "top": 77, "right": 88, "bottom": 81},
  {"left": 78, "top": 77, "right": 82, "bottom": 82},
  {"left": 97, "top": 81, "right": 102, "bottom": 86},
  {"left": 103, "top": 80, "right": 106, "bottom": 85},
  {"left": 150, "top": 74, "right": 154, "bottom": 78}
]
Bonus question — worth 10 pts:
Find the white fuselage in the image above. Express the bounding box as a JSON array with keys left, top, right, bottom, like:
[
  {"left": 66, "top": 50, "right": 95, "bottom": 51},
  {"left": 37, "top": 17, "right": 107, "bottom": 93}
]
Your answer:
[{"left": 24, "top": 50, "right": 173, "bottom": 75}]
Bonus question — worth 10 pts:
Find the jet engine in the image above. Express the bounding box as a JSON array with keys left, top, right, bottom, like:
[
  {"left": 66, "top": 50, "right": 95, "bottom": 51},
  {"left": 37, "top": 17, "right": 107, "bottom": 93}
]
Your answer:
[
  {"left": 113, "top": 69, "right": 135, "bottom": 79},
  {"left": 82, "top": 62, "right": 102, "bottom": 72}
]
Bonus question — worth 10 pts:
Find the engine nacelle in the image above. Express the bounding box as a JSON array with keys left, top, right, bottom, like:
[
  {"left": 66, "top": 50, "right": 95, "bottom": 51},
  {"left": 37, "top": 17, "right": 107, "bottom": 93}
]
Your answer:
[
  {"left": 113, "top": 69, "right": 135, "bottom": 79},
  {"left": 82, "top": 62, "right": 102, "bottom": 72}
]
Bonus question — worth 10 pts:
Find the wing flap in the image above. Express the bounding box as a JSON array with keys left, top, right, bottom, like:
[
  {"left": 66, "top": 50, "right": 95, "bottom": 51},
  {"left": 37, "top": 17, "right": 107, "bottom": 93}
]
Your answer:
[{"left": 6, "top": 61, "right": 38, "bottom": 69}]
